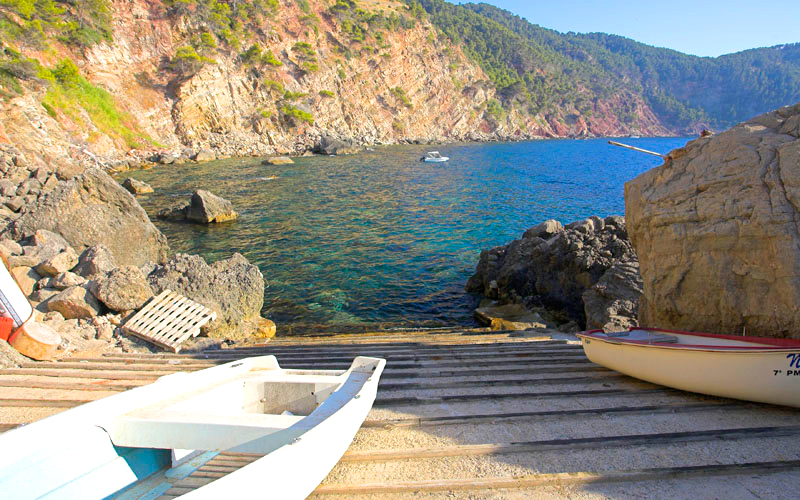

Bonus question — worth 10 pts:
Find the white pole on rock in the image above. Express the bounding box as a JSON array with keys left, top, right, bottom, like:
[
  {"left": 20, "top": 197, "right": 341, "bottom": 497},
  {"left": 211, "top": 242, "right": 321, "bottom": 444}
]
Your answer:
[{"left": 608, "top": 140, "right": 667, "bottom": 159}]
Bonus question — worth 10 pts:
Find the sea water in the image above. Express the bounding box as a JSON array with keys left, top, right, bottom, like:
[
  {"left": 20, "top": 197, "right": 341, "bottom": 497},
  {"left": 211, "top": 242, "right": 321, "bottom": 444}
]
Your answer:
[{"left": 130, "top": 138, "right": 689, "bottom": 332}]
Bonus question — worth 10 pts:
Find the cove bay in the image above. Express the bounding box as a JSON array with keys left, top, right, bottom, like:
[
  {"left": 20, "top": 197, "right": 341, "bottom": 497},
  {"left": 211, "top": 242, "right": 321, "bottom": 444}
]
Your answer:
[{"left": 130, "top": 138, "right": 689, "bottom": 332}]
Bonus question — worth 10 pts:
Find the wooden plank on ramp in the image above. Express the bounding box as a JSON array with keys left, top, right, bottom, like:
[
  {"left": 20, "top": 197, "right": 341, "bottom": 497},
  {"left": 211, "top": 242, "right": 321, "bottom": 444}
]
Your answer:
[{"left": 122, "top": 290, "right": 217, "bottom": 352}]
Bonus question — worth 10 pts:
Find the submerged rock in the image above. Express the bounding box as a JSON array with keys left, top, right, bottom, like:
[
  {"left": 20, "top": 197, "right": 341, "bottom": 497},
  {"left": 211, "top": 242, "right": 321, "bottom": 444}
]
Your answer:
[
  {"left": 262, "top": 156, "right": 293, "bottom": 165},
  {"left": 626, "top": 102, "right": 800, "bottom": 338}
]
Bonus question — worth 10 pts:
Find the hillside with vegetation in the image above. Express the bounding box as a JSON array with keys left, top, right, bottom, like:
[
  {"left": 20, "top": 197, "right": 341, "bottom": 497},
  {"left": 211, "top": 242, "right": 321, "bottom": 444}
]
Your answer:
[
  {"left": 0, "top": 0, "right": 797, "bottom": 167},
  {"left": 419, "top": 0, "right": 800, "bottom": 130}
]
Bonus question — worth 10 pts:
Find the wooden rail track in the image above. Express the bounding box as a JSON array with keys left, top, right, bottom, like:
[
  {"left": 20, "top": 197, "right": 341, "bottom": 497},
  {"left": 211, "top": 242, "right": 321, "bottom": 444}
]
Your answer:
[{"left": 2, "top": 330, "right": 799, "bottom": 500}]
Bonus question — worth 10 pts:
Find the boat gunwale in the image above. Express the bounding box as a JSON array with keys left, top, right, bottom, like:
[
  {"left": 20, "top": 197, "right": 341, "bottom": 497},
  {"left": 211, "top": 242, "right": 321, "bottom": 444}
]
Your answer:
[{"left": 578, "top": 328, "right": 800, "bottom": 352}]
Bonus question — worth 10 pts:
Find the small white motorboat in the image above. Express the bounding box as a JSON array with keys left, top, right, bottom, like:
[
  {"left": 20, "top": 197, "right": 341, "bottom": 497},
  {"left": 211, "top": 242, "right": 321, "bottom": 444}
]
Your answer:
[
  {"left": 420, "top": 151, "right": 449, "bottom": 162},
  {"left": 577, "top": 328, "right": 800, "bottom": 407},
  {"left": 0, "top": 355, "right": 385, "bottom": 499}
]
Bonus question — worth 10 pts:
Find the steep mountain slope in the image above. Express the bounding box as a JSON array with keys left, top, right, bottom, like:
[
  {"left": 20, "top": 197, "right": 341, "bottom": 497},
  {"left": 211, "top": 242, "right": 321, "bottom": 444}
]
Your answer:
[
  {"left": 449, "top": 1, "right": 800, "bottom": 130},
  {"left": 0, "top": 0, "right": 797, "bottom": 168}
]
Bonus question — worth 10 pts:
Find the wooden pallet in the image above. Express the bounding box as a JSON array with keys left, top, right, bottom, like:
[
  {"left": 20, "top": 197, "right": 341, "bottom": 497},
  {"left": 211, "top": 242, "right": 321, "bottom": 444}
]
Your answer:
[{"left": 122, "top": 290, "right": 216, "bottom": 352}]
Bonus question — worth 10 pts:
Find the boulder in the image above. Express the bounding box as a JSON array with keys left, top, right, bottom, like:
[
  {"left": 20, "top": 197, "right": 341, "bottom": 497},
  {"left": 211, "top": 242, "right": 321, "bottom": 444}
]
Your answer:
[
  {"left": 0, "top": 239, "right": 22, "bottom": 256},
  {"left": 10, "top": 266, "right": 39, "bottom": 295},
  {"left": 314, "top": 136, "right": 361, "bottom": 156},
  {"left": 156, "top": 203, "right": 189, "bottom": 222},
  {"left": 582, "top": 260, "right": 642, "bottom": 332},
  {"left": 147, "top": 253, "right": 264, "bottom": 339},
  {"left": 88, "top": 266, "right": 154, "bottom": 312},
  {"left": 523, "top": 219, "right": 563, "bottom": 240},
  {"left": 47, "top": 285, "right": 102, "bottom": 319},
  {"left": 625, "top": 103, "right": 800, "bottom": 338},
  {"left": 194, "top": 149, "right": 216, "bottom": 162},
  {"left": 51, "top": 271, "right": 87, "bottom": 290},
  {"left": 474, "top": 302, "right": 547, "bottom": 331},
  {"left": 3, "top": 169, "right": 169, "bottom": 267},
  {"left": 262, "top": 156, "right": 294, "bottom": 165},
  {"left": 121, "top": 178, "right": 154, "bottom": 195},
  {"left": 467, "top": 216, "right": 638, "bottom": 328},
  {"left": 34, "top": 247, "right": 79, "bottom": 277},
  {"left": 186, "top": 190, "right": 238, "bottom": 223},
  {"left": 74, "top": 245, "right": 118, "bottom": 278}
]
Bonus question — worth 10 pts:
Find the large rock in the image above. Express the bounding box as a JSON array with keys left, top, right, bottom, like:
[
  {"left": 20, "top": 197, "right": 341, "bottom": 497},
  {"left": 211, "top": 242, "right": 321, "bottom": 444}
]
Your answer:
[
  {"left": 262, "top": 156, "right": 293, "bottom": 165},
  {"left": 186, "top": 190, "right": 238, "bottom": 223},
  {"left": 467, "top": 216, "right": 638, "bottom": 328},
  {"left": 34, "top": 247, "right": 79, "bottom": 277},
  {"left": 582, "top": 260, "right": 642, "bottom": 332},
  {"left": 474, "top": 302, "right": 547, "bottom": 331},
  {"left": 74, "top": 245, "right": 118, "bottom": 278},
  {"left": 147, "top": 253, "right": 265, "bottom": 338},
  {"left": 194, "top": 149, "right": 216, "bottom": 162},
  {"left": 47, "top": 286, "right": 102, "bottom": 319},
  {"left": 88, "top": 266, "right": 154, "bottom": 312},
  {"left": 3, "top": 169, "right": 169, "bottom": 267},
  {"left": 625, "top": 103, "right": 800, "bottom": 338},
  {"left": 314, "top": 136, "right": 361, "bottom": 156},
  {"left": 121, "top": 177, "right": 154, "bottom": 195}
]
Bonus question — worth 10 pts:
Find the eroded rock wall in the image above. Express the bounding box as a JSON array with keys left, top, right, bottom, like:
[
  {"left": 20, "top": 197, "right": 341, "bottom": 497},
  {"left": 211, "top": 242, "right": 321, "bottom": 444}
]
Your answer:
[{"left": 625, "top": 103, "right": 800, "bottom": 337}]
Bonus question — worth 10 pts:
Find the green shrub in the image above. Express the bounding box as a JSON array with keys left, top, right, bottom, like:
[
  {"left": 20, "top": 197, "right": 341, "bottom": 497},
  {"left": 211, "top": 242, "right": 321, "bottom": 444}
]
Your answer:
[
  {"left": 292, "top": 41, "right": 315, "bottom": 58},
  {"left": 281, "top": 104, "right": 314, "bottom": 124},
  {"left": 319, "top": 89, "right": 334, "bottom": 98},
  {"left": 300, "top": 60, "right": 318, "bottom": 73},
  {"left": 390, "top": 86, "right": 412, "bottom": 109},
  {"left": 39, "top": 59, "right": 148, "bottom": 147},
  {"left": 486, "top": 98, "right": 505, "bottom": 121},
  {"left": 171, "top": 45, "right": 215, "bottom": 74},
  {"left": 283, "top": 90, "right": 308, "bottom": 100},
  {"left": 264, "top": 78, "right": 284, "bottom": 94},
  {"left": 337, "top": 68, "right": 346, "bottom": 79}
]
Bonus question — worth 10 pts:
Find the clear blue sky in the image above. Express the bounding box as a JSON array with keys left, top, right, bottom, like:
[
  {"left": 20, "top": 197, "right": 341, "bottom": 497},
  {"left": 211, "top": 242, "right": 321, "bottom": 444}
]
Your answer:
[{"left": 454, "top": 1, "right": 800, "bottom": 57}]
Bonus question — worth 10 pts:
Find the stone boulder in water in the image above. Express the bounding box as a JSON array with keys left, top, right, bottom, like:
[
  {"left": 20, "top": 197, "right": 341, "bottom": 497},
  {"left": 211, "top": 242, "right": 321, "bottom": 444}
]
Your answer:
[
  {"left": 625, "top": 103, "right": 800, "bottom": 338},
  {"left": 187, "top": 190, "right": 238, "bottom": 223}
]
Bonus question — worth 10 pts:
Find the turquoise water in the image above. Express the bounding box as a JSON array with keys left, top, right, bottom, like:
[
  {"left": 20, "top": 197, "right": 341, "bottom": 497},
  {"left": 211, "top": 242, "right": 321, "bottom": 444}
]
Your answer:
[{"left": 129, "top": 138, "right": 689, "bottom": 332}]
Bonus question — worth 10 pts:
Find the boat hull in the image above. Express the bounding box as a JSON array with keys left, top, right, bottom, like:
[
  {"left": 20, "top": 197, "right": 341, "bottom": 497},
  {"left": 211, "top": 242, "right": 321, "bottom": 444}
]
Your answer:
[
  {"left": 578, "top": 330, "right": 800, "bottom": 408},
  {"left": 0, "top": 355, "right": 385, "bottom": 500}
]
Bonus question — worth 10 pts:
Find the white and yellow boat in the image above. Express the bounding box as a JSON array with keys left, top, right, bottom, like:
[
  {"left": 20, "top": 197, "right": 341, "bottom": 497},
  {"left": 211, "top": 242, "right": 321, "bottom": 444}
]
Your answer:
[{"left": 577, "top": 328, "right": 800, "bottom": 407}]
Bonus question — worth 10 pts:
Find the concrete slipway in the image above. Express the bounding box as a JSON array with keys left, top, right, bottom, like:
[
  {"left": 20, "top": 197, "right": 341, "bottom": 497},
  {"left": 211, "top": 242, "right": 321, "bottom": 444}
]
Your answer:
[{"left": 1, "top": 329, "right": 799, "bottom": 499}]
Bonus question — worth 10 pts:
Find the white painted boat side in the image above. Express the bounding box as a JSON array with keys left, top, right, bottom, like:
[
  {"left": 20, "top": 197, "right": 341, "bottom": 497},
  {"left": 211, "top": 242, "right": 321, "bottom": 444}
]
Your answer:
[
  {"left": 578, "top": 333, "right": 800, "bottom": 407},
  {"left": 180, "top": 360, "right": 383, "bottom": 499}
]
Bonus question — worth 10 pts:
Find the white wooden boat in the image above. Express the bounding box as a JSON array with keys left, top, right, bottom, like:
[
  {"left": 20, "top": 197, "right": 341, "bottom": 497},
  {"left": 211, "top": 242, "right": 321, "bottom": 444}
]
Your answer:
[
  {"left": 0, "top": 355, "right": 385, "bottom": 499},
  {"left": 577, "top": 328, "right": 800, "bottom": 407},
  {"left": 420, "top": 151, "right": 449, "bottom": 162}
]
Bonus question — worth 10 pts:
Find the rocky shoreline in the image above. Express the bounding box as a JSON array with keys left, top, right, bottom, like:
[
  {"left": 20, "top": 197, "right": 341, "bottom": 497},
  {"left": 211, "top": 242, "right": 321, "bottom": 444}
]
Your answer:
[
  {"left": 0, "top": 145, "right": 272, "bottom": 367},
  {"left": 466, "top": 216, "right": 642, "bottom": 333}
]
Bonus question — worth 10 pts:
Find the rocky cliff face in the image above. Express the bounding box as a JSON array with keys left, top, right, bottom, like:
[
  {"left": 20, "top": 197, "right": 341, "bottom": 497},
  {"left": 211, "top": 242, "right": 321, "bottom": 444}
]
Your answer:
[
  {"left": 0, "top": 0, "right": 674, "bottom": 167},
  {"left": 625, "top": 103, "right": 800, "bottom": 338}
]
